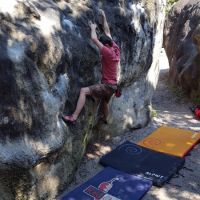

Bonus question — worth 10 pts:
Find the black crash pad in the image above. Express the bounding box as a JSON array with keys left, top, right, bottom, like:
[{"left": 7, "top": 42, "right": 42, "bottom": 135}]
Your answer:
[{"left": 99, "top": 141, "right": 185, "bottom": 187}]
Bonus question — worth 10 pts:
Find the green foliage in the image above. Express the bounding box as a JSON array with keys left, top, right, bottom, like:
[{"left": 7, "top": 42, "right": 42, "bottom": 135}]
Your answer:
[
  {"left": 150, "top": 106, "right": 157, "bottom": 118},
  {"left": 192, "top": 97, "right": 200, "bottom": 104},
  {"left": 170, "top": 85, "right": 186, "bottom": 99},
  {"left": 169, "top": 84, "right": 200, "bottom": 104},
  {"left": 166, "top": 0, "right": 179, "bottom": 12},
  {"left": 191, "top": 92, "right": 200, "bottom": 104},
  {"left": 167, "top": 0, "right": 178, "bottom": 6}
]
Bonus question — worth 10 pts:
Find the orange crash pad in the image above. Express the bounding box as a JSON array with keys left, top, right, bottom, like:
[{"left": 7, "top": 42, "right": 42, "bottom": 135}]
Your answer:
[{"left": 138, "top": 126, "right": 200, "bottom": 157}]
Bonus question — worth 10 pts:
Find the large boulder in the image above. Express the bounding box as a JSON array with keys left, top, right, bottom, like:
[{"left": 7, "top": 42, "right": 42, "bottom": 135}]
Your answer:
[
  {"left": 0, "top": 0, "right": 165, "bottom": 199},
  {"left": 164, "top": 0, "right": 200, "bottom": 100}
]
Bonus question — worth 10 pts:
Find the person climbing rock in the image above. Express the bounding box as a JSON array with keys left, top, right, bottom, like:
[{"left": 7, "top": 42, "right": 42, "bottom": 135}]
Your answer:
[{"left": 62, "top": 9, "right": 120, "bottom": 124}]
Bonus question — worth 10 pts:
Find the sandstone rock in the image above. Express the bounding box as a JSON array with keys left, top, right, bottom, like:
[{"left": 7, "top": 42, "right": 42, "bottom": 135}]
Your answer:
[
  {"left": 0, "top": 0, "right": 165, "bottom": 199},
  {"left": 164, "top": 0, "right": 200, "bottom": 100},
  {"left": 96, "top": 0, "right": 166, "bottom": 135}
]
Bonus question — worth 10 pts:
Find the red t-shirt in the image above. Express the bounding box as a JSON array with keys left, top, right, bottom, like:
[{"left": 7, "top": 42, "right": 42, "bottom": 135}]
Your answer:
[{"left": 100, "top": 41, "right": 120, "bottom": 85}]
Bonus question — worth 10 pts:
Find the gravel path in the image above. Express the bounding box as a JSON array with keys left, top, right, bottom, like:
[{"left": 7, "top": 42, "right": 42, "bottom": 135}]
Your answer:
[{"left": 59, "top": 50, "right": 200, "bottom": 200}]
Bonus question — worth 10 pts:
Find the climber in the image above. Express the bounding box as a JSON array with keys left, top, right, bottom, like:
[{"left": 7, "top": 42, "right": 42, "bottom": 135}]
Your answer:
[{"left": 62, "top": 9, "right": 120, "bottom": 124}]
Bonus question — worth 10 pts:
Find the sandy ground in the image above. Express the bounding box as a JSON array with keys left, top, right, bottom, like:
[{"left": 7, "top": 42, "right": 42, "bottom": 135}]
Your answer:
[{"left": 59, "top": 50, "right": 200, "bottom": 200}]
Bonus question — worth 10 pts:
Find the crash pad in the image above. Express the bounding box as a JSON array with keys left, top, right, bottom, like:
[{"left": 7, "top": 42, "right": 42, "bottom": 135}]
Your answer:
[
  {"left": 61, "top": 167, "right": 152, "bottom": 200},
  {"left": 138, "top": 126, "right": 200, "bottom": 157},
  {"left": 99, "top": 141, "right": 185, "bottom": 187}
]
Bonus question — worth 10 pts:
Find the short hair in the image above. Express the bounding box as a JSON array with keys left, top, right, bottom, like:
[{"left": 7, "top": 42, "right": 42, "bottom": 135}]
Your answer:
[{"left": 99, "top": 35, "right": 113, "bottom": 47}]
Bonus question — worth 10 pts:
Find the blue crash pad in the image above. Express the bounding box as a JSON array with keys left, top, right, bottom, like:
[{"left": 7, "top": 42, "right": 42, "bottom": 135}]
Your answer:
[{"left": 61, "top": 167, "right": 152, "bottom": 200}]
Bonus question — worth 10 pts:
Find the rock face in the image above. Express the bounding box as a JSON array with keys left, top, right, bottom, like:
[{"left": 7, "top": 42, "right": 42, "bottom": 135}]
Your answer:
[
  {"left": 0, "top": 0, "right": 165, "bottom": 199},
  {"left": 164, "top": 0, "right": 200, "bottom": 101}
]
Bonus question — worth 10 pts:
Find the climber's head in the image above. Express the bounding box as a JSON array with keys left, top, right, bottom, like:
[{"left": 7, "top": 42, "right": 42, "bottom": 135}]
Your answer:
[{"left": 99, "top": 35, "right": 113, "bottom": 47}]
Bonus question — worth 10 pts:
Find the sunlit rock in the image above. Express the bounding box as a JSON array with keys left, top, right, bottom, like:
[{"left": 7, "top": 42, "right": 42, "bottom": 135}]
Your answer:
[
  {"left": 164, "top": 0, "right": 200, "bottom": 100},
  {"left": 0, "top": 0, "right": 165, "bottom": 199}
]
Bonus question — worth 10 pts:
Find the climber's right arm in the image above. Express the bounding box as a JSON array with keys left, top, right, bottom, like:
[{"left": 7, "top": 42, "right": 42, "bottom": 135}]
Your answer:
[{"left": 89, "top": 21, "right": 103, "bottom": 50}]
